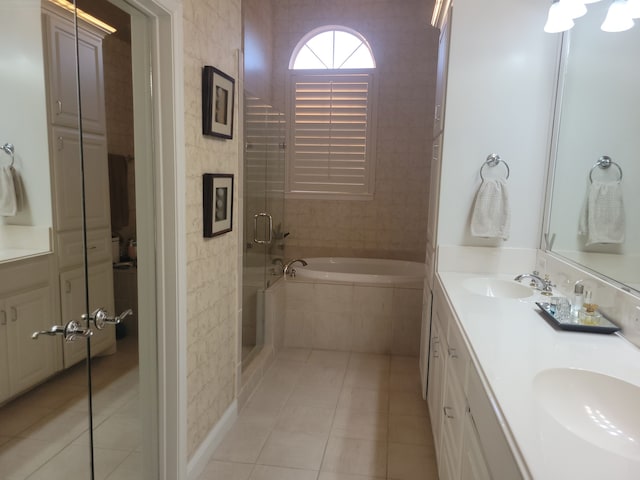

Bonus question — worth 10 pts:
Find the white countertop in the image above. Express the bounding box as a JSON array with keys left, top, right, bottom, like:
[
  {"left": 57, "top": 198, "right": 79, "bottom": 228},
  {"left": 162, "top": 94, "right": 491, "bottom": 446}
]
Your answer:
[{"left": 439, "top": 271, "right": 640, "bottom": 480}]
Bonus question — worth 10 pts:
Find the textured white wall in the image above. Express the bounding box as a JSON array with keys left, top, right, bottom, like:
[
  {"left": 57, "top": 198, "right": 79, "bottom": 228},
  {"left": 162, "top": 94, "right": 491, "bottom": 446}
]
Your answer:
[
  {"left": 183, "top": 0, "right": 242, "bottom": 459},
  {"left": 438, "top": 0, "right": 558, "bottom": 249},
  {"left": 0, "top": 1, "right": 52, "bottom": 228}
]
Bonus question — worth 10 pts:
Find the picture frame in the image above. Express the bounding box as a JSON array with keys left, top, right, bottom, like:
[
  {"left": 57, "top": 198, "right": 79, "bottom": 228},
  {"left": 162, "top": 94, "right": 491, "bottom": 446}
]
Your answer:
[
  {"left": 202, "top": 66, "right": 235, "bottom": 139},
  {"left": 203, "top": 173, "right": 234, "bottom": 237}
]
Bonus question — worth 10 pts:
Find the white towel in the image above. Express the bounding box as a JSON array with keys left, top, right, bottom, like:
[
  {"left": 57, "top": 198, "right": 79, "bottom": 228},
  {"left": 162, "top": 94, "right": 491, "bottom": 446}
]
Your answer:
[
  {"left": 578, "top": 180, "right": 625, "bottom": 246},
  {"left": 470, "top": 178, "right": 510, "bottom": 240},
  {"left": 0, "top": 166, "right": 18, "bottom": 217}
]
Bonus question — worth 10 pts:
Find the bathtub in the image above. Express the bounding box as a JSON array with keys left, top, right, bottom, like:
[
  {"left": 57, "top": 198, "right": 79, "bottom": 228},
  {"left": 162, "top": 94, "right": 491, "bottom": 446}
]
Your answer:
[
  {"left": 279, "top": 257, "right": 425, "bottom": 355},
  {"left": 292, "top": 257, "right": 425, "bottom": 286}
]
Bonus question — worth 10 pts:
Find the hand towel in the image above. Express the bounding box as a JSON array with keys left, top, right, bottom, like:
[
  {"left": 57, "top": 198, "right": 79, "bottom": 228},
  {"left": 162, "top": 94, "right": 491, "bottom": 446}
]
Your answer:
[
  {"left": 0, "top": 166, "right": 18, "bottom": 216},
  {"left": 578, "top": 180, "right": 625, "bottom": 246},
  {"left": 470, "top": 178, "right": 510, "bottom": 240}
]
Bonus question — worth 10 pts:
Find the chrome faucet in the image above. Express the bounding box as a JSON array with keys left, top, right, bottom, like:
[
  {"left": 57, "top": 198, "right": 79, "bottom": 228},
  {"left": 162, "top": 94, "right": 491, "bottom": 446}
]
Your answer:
[
  {"left": 514, "top": 272, "right": 554, "bottom": 295},
  {"left": 283, "top": 259, "right": 308, "bottom": 277}
]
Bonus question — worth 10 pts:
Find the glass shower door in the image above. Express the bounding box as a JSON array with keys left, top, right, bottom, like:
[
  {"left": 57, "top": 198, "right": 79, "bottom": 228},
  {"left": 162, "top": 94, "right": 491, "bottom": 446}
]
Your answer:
[{"left": 242, "top": 93, "right": 285, "bottom": 365}]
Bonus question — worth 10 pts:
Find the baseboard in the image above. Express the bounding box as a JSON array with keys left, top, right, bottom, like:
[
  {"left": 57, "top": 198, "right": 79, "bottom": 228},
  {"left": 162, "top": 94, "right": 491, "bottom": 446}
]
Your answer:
[{"left": 186, "top": 400, "right": 238, "bottom": 480}]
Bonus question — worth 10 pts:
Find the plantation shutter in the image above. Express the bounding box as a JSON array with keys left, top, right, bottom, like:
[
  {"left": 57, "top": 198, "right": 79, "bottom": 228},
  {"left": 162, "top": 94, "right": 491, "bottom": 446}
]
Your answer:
[{"left": 289, "top": 73, "right": 374, "bottom": 196}]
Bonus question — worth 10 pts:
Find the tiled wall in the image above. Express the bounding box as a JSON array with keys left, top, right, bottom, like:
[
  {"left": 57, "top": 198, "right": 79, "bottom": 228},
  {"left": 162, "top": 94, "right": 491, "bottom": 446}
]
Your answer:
[
  {"left": 283, "top": 280, "right": 423, "bottom": 355},
  {"left": 183, "top": 0, "right": 242, "bottom": 459},
  {"left": 271, "top": 0, "right": 439, "bottom": 262}
]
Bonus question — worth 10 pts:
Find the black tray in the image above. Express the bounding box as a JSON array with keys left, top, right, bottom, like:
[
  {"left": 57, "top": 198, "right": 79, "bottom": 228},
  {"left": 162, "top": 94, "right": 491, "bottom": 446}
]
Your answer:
[{"left": 536, "top": 302, "right": 620, "bottom": 334}]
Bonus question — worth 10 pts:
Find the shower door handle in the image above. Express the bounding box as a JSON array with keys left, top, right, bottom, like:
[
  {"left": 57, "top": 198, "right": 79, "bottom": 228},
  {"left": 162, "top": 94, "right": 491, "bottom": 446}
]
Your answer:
[{"left": 253, "top": 213, "right": 273, "bottom": 245}]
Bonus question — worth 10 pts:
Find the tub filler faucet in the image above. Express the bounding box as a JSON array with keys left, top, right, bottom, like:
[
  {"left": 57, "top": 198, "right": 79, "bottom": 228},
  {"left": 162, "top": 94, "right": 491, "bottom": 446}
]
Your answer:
[{"left": 284, "top": 259, "right": 308, "bottom": 277}]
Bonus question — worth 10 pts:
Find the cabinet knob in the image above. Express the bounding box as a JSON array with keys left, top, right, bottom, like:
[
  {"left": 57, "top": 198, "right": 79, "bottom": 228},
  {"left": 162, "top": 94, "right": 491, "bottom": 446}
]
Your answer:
[
  {"left": 0, "top": 310, "right": 6, "bottom": 326},
  {"left": 448, "top": 347, "right": 458, "bottom": 359},
  {"left": 443, "top": 406, "right": 455, "bottom": 419},
  {"left": 10, "top": 307, "right": 17, "bottom": 322},
  {"left": 56, "top": 99, "right": 62, "bottom": 115},
  {"left": 65, "top": 281, "right": 71, "bottom": 294}
]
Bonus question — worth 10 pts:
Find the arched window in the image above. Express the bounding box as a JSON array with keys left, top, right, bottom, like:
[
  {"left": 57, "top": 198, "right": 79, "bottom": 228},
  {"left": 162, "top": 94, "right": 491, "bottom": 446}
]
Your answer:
[
  {"left": 290, "top": 27, "right": 376, "bottom": 70},
  {"left": 287, "top": 27, "right": 377, "bottom": 199}
]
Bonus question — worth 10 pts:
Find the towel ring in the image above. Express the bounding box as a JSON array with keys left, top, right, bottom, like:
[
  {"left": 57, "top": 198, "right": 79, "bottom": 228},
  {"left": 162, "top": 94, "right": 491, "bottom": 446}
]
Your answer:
[
  {"left": 1, "top": 143, "right": 14, "bottom": 168},
  {"left": 589, "top": 155, "right": 622, "bottom": 183},
  {"left": 480, "top": 153, "right": 510, "bottom": 181}
]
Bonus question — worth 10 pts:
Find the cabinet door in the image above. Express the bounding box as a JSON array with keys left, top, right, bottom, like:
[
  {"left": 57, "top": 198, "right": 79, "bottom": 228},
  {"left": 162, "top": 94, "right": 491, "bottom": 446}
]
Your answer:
[
  {"left": 427, "top": 314, "right": 445, "bottom": 458},
  {"left": 461, "top": 409, "right": 492, "bottom": 480},
  {"left": 44, "top": 12, "right": 105, "bottom": 133},
  {"left": 0, "top": 306, "right": 10, "bottom": 401},
  {"left": 6, "top": 287, "right": 57, "bottom": 394},
  {"left": 61, "top": 262, "right": 115, "bottom": 368},
  {"left": 51, "top": 127, "right": 111, "bottom": 231}
]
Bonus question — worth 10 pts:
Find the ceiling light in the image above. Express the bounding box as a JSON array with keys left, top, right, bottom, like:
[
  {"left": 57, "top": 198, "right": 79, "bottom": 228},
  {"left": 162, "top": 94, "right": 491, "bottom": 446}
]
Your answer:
[
  {"left": 601, "top": 0, "right": 635, "bottom": 32},
  {"left": 627, "top": 0, "right": 640, "bottom": 17},
  {"left": 544, "top": 0, "right": 576, "bottom": 32},
  {"left": 559, "top": 0, "right": 588, "bottom": 19},
  {"left": 47, "top": 0, "right": 117, "bottom": 34},
  {"left": 582, "top": 0, "right": 603, "bottom": 3}
]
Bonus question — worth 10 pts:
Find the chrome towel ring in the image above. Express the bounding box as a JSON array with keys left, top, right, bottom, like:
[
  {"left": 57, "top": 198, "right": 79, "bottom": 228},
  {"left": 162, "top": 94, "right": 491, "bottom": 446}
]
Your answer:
[
  {"left": 589, "top": 155, "right": 623, "bottom": 183},
  {"left": 1, "top": 143, "right": 14, "bottom": 168},
  {"left": 480, "top": 153, "right": 510, "bottom": 181}
]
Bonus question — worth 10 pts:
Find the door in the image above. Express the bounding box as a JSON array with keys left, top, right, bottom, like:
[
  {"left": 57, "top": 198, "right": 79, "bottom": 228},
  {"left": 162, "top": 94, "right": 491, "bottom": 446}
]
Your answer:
[{"left": 242, "top": 93, "right": 286, "bottom": 365}]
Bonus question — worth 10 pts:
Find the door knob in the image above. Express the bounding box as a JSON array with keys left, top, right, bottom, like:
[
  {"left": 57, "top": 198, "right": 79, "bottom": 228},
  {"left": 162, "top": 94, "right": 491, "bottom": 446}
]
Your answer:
[
  {"left": 32, "top": 320, "right": 92, "bottom": 342},
  {"left": 84, "top": 308, "right": 133, "bottom": 330}
]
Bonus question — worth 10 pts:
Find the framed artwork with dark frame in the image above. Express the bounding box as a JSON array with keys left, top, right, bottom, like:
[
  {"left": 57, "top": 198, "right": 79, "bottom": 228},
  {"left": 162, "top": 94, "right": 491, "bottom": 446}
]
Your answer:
[
  {"left": 203, "top": 173, "right": 234, "bottom": 237},
  {"left": 202, "top": 66, "right": 235, "bottom": 139}
]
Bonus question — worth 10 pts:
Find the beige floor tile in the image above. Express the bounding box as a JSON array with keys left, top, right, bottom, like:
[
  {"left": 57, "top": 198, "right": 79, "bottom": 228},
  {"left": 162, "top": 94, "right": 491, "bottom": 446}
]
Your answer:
[
  {"left": 197, "top": 460, "right": 253, "bottom": 480},
  {"left": 307, "top": 350, "right": 350, "bottom": 368},
  {"left": 299, "top": 364, "right": 346, "bottom": 389},
  {"left": 389, "top": 391, "right": 428, "bottom": 417},
  {"left": 250, "top": 464, "right": 318, "bottom": 480},
  {"left": 330, "top": 408, "right": 388, "bottom": 441},
  {"left": 348, "top": 353, "right": 390, "bottom": 371},
  {"left": 0, "top": 436, "right": 10, "bottom": 447},
  {"left": 387, "top": 442, "right": 438, "bottom": 480},
  {"left": 321, "top": 436, "right": 387, "bottom": 477},
  {"left": 26, "top": 445, "right": 128, "bottom": 480},
  {"left": 213, "top": 422, "right": 271, "bottom": 464},
  {"left": 0, "top": 402, "right": 54, "bottom": 438},
  {"left": 343, "top": 368, "right": 389, "bottom": 391},
  {"left": 17, "top": 408, "right": 89, "bottom": 444},
  {"left": 276, "top": 348, "right": 312, "bottom": 363},
  {"left": 388, "top": 415, "right": 433, "bottom": 446},
  {"left": 257, "top": 430, "right": 327, "bottom": 470},
  {"left": 389, "top": 370, "right": 421, "bottom": 392},
  {"left": 73, "top": 413, "right": 140, "bottom": 451},
  {"left": 243, "top": 382, "right": 292, "bottom": 418},
  {"left": 274, "top": 404, "right": 335, "bottom": 436},
  {"left": 104, "top": 451, "right": 142, "bottom": 480},
  {"left": 0, "top": 436, "right": 62, "bottom": 480},
  {"left": 336, "top": 387, "right": 389, "bottom": 413},
  {"left": 14, "top": 382, "right": 86, "bottom": 411},
  {"left": 318, "top": 473, "right": 384, "bottom": 480},
  {"left": 260, "top": 361, "right": 304, "bottom": 392},
  {"left": 390, "top": 356, "right": 420, "bottom": 374},
  {"left": 286, "top": 382, "right": 341, "bottom": 410}
]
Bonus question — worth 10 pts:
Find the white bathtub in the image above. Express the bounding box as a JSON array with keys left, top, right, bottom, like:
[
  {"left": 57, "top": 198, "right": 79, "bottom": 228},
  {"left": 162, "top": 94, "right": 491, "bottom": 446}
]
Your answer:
[{"left": 293, "top": 257, "right": 425, "bottom": 286}]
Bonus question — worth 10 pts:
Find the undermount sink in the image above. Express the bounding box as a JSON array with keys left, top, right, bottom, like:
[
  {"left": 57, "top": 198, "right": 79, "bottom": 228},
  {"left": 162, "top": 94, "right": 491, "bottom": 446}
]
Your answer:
[
  {"left": 534, "top": 368, "right": 640, "bottom": 461},
  {"left": 462, "top": 277, "right": 533, "bottom": 299}
]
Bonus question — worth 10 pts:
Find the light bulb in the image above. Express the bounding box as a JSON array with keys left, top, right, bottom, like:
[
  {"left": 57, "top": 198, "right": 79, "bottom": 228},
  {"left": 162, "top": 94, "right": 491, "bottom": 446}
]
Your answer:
[
  {"left": 582, "top": 0, "right": 602, "bottom": 3},
  {"left": 627, "top": 0, "right": 640, "bottom": 17},
  {"left": 601, "top": 0, "right": 635, "bottom": 32},
  {"left": 544, "top": 1, "right": 576, "bottom": 32},
  {"left": 559, "top": 0, "right": 588, "bottom": 18}
]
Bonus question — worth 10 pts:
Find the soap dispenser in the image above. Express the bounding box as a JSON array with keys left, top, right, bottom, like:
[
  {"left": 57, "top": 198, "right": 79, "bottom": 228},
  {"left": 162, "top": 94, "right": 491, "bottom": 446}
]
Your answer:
[{"left": 571, "top": 283, "right": 584, "bottom": 317}]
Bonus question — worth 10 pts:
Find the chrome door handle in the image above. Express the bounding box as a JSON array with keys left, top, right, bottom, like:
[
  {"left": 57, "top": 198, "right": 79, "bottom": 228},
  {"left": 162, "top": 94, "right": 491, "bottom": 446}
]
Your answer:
[
  {"left": 83, "top": 308, "right": 133, "bottom": 330},
  {"left": 32, "top": 320, "right": 92, "bottom": 342},
  {"left": 253, "top": 213, "right": 273, "bottom": 245}
]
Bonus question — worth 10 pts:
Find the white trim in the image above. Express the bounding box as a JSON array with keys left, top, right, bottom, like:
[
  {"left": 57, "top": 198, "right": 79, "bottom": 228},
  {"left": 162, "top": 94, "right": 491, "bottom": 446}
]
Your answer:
[
  {"left": 186, "top": 401, "right": 238, "bottom": 480},
  {"left": 111, "top": 0, "right": 186, "bottom": 478}
]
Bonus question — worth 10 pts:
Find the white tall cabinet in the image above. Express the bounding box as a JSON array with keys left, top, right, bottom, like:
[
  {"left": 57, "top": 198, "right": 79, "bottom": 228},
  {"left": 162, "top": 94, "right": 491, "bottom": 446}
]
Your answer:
[{"left": 42, "top": 3, "right": 116, "bottom": 369}]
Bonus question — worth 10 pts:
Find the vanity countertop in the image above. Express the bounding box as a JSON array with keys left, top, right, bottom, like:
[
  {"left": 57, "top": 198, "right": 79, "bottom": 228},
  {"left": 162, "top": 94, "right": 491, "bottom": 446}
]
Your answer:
[
  {"left": 0, "top": 248, "right": 52, "bottom": 264},
  {"left": 438, "top": 271, "right": 640, "bottom": 480}
]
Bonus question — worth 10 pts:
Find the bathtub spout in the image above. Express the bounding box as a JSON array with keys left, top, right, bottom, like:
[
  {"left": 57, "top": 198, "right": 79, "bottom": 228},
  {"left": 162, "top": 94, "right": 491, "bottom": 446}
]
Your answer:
[{"left": 283, "top": 259, "right": 308, "bottom": 277}]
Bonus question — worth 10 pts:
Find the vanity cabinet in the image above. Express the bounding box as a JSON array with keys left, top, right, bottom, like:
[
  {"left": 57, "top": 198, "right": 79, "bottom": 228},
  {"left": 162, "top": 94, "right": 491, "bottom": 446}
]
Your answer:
[
  {"left": 429, "top": 279, "right": 522, "bottom": 480},
  {"left": 0, "top": 256, "right": 61, "bottom": 404}
]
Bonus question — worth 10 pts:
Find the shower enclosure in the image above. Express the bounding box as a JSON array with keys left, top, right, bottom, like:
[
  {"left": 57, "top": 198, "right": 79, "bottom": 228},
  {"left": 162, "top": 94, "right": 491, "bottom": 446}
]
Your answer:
[{"left": 241, "top": 92, "right": 286, "bottom": 366}]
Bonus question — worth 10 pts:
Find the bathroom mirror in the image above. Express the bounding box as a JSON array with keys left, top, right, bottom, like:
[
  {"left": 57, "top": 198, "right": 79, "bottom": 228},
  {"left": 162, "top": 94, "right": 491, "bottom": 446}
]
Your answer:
[{"left": 546, "top": 1, "right": 640, "bottom": 294}]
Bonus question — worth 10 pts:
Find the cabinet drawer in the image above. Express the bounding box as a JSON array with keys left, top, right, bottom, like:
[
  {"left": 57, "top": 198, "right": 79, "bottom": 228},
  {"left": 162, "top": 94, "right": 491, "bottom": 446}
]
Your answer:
[
  {"left": 441, "top": 367, "right": 466, "bottom": 479},
  {"left": 0, "top": 256, "right": 51, "bottom": 294},
  {"left": 57, "top": 228, "right": 111, "bottom": 269},
  {"left": 447, "top": 318, "right": 469, "bottom": 388}
]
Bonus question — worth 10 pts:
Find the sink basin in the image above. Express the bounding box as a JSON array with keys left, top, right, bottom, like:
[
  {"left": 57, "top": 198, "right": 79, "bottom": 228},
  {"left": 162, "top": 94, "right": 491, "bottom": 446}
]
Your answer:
[
  {"left": 462, "top": 277, "right": 533, "bottom": 299},
  {"left": 534, "top": 368, "right": 640, "bottom": 460}
]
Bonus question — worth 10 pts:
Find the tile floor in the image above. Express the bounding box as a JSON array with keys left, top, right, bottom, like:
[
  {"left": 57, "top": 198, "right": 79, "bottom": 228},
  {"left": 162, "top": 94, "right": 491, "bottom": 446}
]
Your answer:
[
  {"left": 0, "top": 337, "right": 140, "bottom": 480},
  {"left": 201, "top": 348, "right": 438, "bottom": 480}
]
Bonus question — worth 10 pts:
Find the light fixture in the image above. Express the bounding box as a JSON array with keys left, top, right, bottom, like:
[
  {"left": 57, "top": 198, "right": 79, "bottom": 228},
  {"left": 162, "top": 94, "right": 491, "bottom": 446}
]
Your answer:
[
  {"left": 559, "top": 0, "right": 588, "bottom": 19},
  {"left": 582, "top": 0, "right": 603, "bottom": 3},
  {"left": 47, "top": 0, "right": 117, "bottom": 34},
  {"left": 544, "top": 0, "right": 576, "bottom": 32},
  {"left": 601, "top": 0, "right": 635, "bottom": 32},
  {"left": 627, "top": 0, "right": 640, "bottom": 17}
]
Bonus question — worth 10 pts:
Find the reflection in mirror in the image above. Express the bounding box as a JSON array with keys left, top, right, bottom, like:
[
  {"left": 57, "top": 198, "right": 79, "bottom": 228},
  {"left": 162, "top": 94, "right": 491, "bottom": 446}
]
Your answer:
[{"left": 547, "top": 1, "right": 640, "bottom": 294}]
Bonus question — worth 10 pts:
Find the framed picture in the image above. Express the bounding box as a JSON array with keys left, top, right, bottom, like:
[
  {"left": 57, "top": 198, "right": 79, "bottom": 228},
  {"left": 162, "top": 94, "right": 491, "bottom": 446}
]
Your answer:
[
  {"left": 202, "top": 66, "right": 235, "bottom": 139},
  {"left": 203, "top": 174, "right": 234, "bottom": 237}
]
